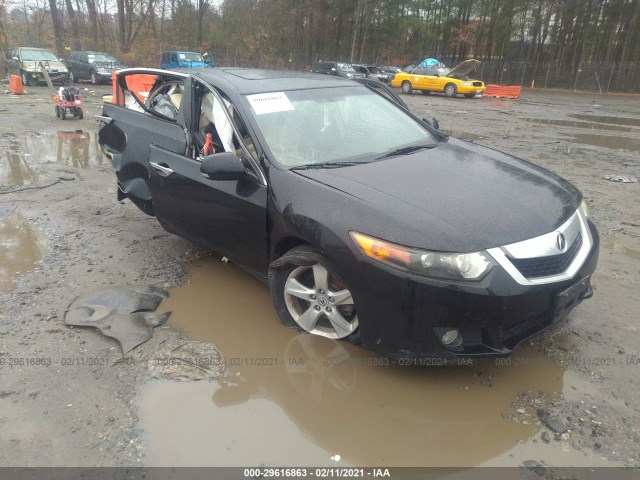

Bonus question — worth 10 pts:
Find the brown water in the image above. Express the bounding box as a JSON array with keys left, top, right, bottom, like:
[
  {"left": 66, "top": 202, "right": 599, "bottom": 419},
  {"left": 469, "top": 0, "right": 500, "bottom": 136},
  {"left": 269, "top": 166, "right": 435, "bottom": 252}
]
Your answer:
[
  {"left": 564, "top": 133, "right": 640, "bottom": 152},
  {"left": 0, "top": 130, "right": 103, "bottom": 186},
  {"left": 0, "top": 214, "right": 42, "bottom": 292},
  {"left": 138, "top": 256, "right": 566, "bottom": 467}
]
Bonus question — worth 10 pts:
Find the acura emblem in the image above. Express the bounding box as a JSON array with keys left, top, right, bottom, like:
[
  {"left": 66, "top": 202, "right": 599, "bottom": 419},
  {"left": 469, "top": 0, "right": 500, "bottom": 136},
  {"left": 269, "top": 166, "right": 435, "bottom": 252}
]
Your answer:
[{"left": 556, "top": 233, "right": 567, "bottom": 252}]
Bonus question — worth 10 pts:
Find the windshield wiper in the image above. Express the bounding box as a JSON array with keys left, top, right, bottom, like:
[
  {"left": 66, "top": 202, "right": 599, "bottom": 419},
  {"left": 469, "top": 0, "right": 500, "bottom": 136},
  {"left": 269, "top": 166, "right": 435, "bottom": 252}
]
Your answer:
[
  {"left": 291, "top": 161, "right": 367, "bottom": 170},
  {"left": 375, "top": 143, "right": 437, "bottom": 160}
]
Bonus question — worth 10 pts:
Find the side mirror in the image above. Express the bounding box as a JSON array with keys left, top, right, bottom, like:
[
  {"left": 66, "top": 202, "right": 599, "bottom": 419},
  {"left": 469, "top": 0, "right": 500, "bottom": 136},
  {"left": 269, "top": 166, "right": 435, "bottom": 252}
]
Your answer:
[
  {"left": 200, "top": 152, "right": 247, "bottom": 181},
  {"left": 12, "top": 56, "right": 19, "bottom": 61},
  {"left": 331, "top": 68, "right": 336, "bottom": 72},
  {"left": 423, "top": 117, "right": 439, "bottom": 130}
]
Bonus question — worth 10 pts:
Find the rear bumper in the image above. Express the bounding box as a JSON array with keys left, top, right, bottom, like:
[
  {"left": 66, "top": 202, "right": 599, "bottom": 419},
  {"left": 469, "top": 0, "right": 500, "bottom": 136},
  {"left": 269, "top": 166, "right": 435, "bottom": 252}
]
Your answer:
[{"left": 344, "top": 220, "right": 599, "bottom": 362}]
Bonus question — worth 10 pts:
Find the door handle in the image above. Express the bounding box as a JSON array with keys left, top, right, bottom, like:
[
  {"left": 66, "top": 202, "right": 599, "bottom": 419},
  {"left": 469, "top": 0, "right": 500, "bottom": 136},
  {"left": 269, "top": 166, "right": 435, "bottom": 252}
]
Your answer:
[{"left": 150, "top": 162, "right": 174, "bottom": 177}]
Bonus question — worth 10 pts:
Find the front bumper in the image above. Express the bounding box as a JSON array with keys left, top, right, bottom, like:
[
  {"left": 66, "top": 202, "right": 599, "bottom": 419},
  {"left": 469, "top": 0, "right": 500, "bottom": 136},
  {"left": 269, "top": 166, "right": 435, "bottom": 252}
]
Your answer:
[
  {"left": 457, "top": 84, "right": 486, "bottom": 95},
  {"left": 26, "top": 70, "right": 68, "bottom": 84},
  {"left": 344, "top": 220, "right": 599, "bottom": 362}
]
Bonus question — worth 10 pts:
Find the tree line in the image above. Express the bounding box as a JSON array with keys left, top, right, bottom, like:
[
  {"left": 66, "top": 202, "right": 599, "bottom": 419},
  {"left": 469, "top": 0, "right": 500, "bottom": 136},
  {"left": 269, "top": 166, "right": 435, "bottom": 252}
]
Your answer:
[{"left": 2, "top": 0, "right": 640, "bottom": 91}]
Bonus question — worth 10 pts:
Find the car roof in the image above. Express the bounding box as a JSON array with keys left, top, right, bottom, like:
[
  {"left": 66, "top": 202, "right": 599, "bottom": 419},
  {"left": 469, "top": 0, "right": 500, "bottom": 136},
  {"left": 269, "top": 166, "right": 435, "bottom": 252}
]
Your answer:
[
  {"left": 194, "top": 68, "right": 355, "bottom": 94},
  {"left": 18, "top": 47, "right": 53, "bottom": 51}
]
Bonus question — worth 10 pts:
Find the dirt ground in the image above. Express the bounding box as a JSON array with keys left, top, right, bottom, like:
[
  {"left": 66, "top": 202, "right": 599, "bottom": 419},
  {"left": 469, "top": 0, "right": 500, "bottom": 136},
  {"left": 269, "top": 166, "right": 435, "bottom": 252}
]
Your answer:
[{"left": 0, "top": 81, "right": 639, "bottom": 470}]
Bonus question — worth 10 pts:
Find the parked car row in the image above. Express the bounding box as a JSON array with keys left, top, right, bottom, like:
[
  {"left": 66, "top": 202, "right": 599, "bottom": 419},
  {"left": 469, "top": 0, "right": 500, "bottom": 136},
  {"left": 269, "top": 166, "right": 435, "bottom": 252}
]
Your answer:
[
  {"left": 311, "top": 61, "right": 401, "bottom": 83},
  {"left": 3, "top": 46, "right": 216, "bottom": 86}
]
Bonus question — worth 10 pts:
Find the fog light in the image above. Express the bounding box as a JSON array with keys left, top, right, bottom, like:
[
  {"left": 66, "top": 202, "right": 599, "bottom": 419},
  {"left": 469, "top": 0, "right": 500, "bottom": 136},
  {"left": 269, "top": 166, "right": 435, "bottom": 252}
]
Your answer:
[{"left": 441, "top": 329, "right": 460, "bottom": 345}]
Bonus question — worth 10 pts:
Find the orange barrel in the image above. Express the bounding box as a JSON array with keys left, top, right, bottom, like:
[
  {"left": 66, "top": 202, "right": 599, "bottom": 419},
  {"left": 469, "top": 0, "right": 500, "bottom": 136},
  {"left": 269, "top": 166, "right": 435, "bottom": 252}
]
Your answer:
[{"left": 9, "top": 75, "right": 25, "bottom": 95}]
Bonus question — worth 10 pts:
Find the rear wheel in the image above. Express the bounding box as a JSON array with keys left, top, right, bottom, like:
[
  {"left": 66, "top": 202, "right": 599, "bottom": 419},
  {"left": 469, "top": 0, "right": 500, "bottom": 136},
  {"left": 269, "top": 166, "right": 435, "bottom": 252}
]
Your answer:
[
  {"left": 76, "top": 108, "right": 83, "bottom": 119},
  {"left": 60, "top": 109, "right": 66, "bottom": 120},
  {"left": 270, "top": 246, "right": 359, "bottom": 341},
  {"left": 444, "top": 83, "right": 457, "bottom": 98},
  {"left": 55, "top": 106, "right": 60, "bottom": 118},
  {"left": 401, "top": 81, "right": 413, "bottom": 94},
  {"left": 69, "top": 71, "right": 76, "bottom": 84}
]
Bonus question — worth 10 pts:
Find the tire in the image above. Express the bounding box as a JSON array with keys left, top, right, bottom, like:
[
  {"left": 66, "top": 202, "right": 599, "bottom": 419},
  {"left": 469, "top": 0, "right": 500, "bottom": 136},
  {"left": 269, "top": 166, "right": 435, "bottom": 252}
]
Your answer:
[
  {"left": 69, "top": 71, "right": 75, "bottom": 84},
  {"left": 21, "top": 71, "right": 30, "bottom": 87},
  {"left": 421, "top": 90, "right": 431, "bottom": 95},
  {"left": 444, "top": 83, "right": 457, "bottom": 98},
  {"left": 76, "top": 108, "right": 83, "bottom": 120},
  {"left": 464, "top": 93, "right": 475, "bottom": 98},
  {"left": 269, "top": 246, "right": 359, "bottom": 341},
  {"left": 90, "top": 71, "right": 99, "bottom": 85},
  {"left": 401, "top": 81, "right": 413, "bottom": 94},
  {"left": 55, "top": 106, "right": 60, "bottom": 118},
  {"left": 60, "top": 109, "right": 66, "bottom": 120}
]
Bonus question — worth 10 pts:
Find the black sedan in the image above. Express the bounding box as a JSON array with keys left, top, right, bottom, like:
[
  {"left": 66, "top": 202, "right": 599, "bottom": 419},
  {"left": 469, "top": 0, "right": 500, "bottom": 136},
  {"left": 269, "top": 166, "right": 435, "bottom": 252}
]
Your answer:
[{"left": 98, "top": 68, "right": 599, "bottom": 361}]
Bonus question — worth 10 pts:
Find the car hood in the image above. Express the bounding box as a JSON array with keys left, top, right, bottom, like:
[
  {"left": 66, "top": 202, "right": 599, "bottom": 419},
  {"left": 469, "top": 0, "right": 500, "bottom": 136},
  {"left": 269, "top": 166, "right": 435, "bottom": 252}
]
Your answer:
[
  {"left": 22, "top": 60, "right": 67, "bottom": 71},
  {"left": 447, "top": 59, "right": 481, "bottom": 78},
  {"left": 293, "top": 138, "right": 581, "bottom": 252}
]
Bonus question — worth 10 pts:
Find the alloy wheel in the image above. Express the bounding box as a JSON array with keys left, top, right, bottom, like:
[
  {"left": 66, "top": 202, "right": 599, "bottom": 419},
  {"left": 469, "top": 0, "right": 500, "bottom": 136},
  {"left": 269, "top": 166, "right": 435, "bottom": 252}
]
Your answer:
[{"left": 283, "top": 263, "right": 358, "bottom": 339}]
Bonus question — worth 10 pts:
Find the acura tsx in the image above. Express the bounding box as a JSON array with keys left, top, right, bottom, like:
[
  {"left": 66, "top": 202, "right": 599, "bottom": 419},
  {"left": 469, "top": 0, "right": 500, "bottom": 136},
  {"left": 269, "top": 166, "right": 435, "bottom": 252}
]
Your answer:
[{"left": 98, "top": 68, "right": 599, "bottom": 361}]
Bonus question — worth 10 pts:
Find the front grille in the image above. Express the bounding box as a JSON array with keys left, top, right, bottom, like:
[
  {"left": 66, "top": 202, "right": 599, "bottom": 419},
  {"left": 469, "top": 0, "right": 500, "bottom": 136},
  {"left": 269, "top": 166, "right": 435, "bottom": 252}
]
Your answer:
[
  {"left": 472, "top": 81, "right": 483, "bottom": 87},
  {"left": 509, "top": 232, "right": 583, "bottom": 279}
]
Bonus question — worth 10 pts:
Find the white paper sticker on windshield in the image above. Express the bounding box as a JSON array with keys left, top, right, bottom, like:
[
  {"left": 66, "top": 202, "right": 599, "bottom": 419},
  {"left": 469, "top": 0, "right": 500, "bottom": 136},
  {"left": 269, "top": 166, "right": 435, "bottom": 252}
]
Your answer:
[{"left": 246, "top": 92, "right": 294, "bottom": 115}]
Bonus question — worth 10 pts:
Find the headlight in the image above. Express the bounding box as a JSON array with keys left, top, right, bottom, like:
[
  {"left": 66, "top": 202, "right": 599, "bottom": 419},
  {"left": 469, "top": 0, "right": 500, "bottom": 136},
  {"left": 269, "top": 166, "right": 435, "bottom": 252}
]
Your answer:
[
  {"left": 460, "top": 82, "right": 472, "bottom": 86},
  {"left": 579, "top": 199, "right": 590, "bottom": 219},
  {"left": 350, "top": 231, "right": 492, "bottom": 280}
]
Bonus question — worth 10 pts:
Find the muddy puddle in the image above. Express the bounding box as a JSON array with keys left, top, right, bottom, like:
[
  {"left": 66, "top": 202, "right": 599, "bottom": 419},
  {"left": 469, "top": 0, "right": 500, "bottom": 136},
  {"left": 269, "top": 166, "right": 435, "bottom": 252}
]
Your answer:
[
  {"left": 0, "top": 130, "right": 103, "bottom": 186},
  {"left": 0, "top": 212, "right": 42, "bottom": 293},
  {"left": 524, "top": 117, "right": 639, "bottom": 133},
  {"left": 570, "top": 113, "right": 640, "bottom": 128},
  {"left": 137, "top": 256, "right": 569, "bottom": 467},
  {"left": 562, "top": 132, "right": 640, "bottom": 152}
]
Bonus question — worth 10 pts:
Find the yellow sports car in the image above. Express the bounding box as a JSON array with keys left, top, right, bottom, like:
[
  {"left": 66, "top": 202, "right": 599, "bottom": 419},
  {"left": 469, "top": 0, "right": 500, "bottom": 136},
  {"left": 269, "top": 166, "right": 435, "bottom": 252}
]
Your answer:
[{"left": 390, "top": 59, "right": 485, "bottom": 98}]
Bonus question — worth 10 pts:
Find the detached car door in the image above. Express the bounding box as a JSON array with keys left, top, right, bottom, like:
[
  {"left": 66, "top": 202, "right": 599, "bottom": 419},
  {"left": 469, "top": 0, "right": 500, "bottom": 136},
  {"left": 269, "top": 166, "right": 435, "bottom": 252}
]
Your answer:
[{"left": 147, "top": 78, "right": 269, "bottom": 276}]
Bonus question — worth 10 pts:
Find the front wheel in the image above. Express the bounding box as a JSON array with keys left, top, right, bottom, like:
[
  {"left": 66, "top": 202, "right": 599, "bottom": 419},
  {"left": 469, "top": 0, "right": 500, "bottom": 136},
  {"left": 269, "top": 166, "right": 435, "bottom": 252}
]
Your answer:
[
  {"left": 90, "top": 71, "right": 100, "bottom": 85},
  {"left": 401, "top": 81, "right": 413, "bottom": 94},
  {"left": 60, "top": 108, "right": 66, "bottom": 120},
  {"left": 69, "top": 71, "right": 76, "bottom": 84},
  {"left": 269, "top": 246, "right": 359, "bottom": 340},
  {"left": 21, "top": 71, "right": 30, "bottom": 87},
  {"left": 444, "top": 83, "right": 457, "bottom": 98}
]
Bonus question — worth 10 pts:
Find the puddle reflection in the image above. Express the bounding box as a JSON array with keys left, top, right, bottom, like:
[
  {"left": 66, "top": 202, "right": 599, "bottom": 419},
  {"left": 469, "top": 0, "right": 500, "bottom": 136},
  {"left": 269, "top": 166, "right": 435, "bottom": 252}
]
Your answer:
[
  {"left": 0, "top": 214, "right": 42, "bottom": 292},
  {"left": 139, "top": 256, "right": 564, "bottom": 467},
  {"left": 0, "top": 131, "right": 103, "bottom": 186},
  {"left": 563, "top": 132, "right": 640, "bottom": 152}
]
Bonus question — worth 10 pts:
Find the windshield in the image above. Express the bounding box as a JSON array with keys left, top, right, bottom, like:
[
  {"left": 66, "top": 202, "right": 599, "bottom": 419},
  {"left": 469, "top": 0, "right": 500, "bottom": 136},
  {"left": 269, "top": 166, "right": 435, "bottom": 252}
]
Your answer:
[
  {"left": 21, "top": 49, "right": 57, "bottom": 61},
  {"left": 337, "top": 63, "right": 357, "bottom": 73},
  {"left": 246, "top": 87, "right": 438, "bottom": 168},
  {"left": 178, "top": 52, "right": 203, "bottom": 62}
]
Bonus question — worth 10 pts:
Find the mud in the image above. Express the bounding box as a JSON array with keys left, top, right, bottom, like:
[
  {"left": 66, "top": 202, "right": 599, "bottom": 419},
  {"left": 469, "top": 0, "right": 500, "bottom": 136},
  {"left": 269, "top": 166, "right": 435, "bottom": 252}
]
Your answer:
[{"left": 0, "top": 83, "right": 639, "bottom": 468}]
